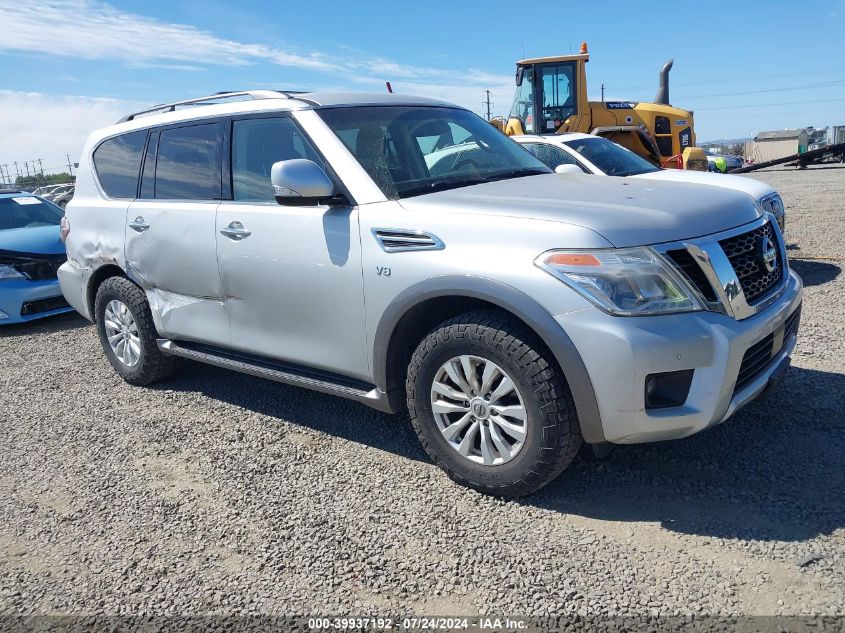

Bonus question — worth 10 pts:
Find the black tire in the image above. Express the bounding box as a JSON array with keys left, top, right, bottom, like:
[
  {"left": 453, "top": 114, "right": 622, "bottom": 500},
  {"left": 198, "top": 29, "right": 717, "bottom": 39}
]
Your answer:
[
  {"left": 406, "top": 311, "right": 582, "bottom": 497},
  {"left": 94, "top": 276, "right": 178, "bottom": 386}
]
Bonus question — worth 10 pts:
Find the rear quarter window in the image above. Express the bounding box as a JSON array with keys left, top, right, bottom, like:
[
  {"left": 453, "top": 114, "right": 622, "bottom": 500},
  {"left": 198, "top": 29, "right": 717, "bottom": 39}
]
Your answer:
[{"left": 92, "top": 130, "right": 147, "bottom": 198}]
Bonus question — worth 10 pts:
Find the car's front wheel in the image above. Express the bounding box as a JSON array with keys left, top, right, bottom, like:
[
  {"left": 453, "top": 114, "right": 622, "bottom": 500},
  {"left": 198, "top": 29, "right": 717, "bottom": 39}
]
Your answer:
[
  {"left": 406, "top": 311, "right": 582, "bottom": 497},
  {"left": 94, "top": 276, "right": 178, "bottom": 385}
]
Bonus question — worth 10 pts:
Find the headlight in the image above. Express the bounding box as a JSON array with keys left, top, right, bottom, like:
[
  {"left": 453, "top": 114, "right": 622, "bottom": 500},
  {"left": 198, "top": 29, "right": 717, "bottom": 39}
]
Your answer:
[
  {"left": 759, "top": 193, "right": 785, "bottom": 232},
  {"left": 0, "top": 264, "right": 26, "bottom": 280},
  {"left": 535, "top": 248, "right": 703, "bottom": 316}
]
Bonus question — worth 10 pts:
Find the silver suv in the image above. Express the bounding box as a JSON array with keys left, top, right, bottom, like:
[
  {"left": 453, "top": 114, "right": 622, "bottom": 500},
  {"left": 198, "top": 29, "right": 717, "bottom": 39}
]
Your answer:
[{"left": 59, "top": 91, "right": 802, "bottom": 496}]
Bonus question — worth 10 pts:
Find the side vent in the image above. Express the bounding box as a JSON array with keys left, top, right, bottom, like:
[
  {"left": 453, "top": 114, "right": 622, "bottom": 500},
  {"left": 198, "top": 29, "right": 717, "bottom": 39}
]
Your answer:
[{"left": 372, "top": 228, "right": 445, "bottom": 253}]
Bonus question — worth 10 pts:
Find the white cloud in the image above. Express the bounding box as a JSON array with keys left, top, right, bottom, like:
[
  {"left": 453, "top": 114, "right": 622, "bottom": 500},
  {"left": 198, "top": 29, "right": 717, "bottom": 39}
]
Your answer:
[
  {"left": 0, "top": 0, "right": 518, "bottom": 172},
  {"left": 0, "top": 0, "right": 514, "bottom": 92},
  {"left": 0, "top": 90, "right": 140, "bottom": 179},
  {"left": 0, "top": 0, "right": 333, "bottom": 70}
]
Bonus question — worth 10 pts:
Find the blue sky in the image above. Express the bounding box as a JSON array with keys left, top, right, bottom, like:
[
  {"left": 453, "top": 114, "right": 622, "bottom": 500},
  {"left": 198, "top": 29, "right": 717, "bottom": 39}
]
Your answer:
[{"left": 1, "top": 0, "right": 844, "bottom": 175}]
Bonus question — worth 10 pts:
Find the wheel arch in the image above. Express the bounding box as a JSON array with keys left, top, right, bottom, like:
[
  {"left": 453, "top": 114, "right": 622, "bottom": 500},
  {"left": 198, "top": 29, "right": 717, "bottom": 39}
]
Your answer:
[
  {"left": 373, "top": 275, "right": 606, "bottom": 443},
  {"left": 86, "top": 263, "right": 128, "bottom": 321}
]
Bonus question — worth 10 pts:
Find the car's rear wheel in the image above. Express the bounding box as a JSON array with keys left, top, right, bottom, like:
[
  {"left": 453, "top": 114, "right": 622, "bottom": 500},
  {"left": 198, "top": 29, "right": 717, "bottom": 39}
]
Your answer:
[
  {"left": 94, "top": 276, "right": 178, "bottom": 385},
  {"left": 406, "top": 311, "right": 582, "bottom": 497}
]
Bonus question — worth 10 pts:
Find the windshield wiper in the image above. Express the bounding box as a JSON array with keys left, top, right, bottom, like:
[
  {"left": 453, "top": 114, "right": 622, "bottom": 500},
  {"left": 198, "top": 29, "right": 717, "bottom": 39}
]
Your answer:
[
  {"left": 399, "top": 177, "right": 488, "bottom": 198},
  {"left": 479, "top": 168, "right": 549, "bottom": 182},
  {"left": 398, "top": 169, "right": 549, "bottom": 199}
]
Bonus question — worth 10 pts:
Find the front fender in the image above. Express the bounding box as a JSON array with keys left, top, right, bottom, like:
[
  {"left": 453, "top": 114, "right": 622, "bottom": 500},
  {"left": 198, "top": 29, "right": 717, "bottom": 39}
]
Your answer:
[{"left": 372, "top": 274, "right": 606, "bottom": 443}]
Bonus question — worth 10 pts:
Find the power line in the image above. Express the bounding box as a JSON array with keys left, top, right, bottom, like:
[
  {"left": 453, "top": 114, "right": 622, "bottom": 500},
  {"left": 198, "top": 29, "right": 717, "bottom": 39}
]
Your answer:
[
  {"left": 676, "top": 79, "right": 845, "bottom": 101},
  {"left": 696, "top": 96, "right": 845, "bottom": 111},
  {"left": 612, "top": 68, "right": 845, "bottom": 92}
]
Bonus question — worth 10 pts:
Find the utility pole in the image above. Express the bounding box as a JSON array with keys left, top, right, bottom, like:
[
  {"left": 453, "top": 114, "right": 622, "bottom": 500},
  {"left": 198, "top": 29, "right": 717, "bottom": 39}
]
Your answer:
[
  {"left": 13, "top": 161, "right": 21, "bottom": 179},
  {"left": 37, "top": 158, "right": 44, "bottom": 176},
  {"left": 66, "top": 154, "right": 75, "bottom": 176},
  {"left": 24, "top": 161, "right": 31, "bottom": 178},
  {"left": 483, "top": 90, "right": 493, "bottom": 121},
  {"left": 601, "top": 83, "right": 605, "bottom": 103}
]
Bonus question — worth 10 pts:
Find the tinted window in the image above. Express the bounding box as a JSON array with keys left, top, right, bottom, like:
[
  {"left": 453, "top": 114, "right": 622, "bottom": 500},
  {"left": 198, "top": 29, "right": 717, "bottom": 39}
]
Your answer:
[
  {"left": 93, "top": 130, "right": 146, "bottom": 198},
  {"left": 155, "top": 124, "right": 220, "bottom": 200},
  {"left": 318, "top": 106, "right": 549, "bottom": 199},
  {"left": 232, "top": 118, "right": 324, "bottom": 202},
  {"left": 523, "top": 143, "right": 586, "bottom": 171},
  {"left": 0, "top": 196, "right": 63, "bottom": 231},
  {"left": 563, "top": 137, "right": 660, "bottom": 177}
]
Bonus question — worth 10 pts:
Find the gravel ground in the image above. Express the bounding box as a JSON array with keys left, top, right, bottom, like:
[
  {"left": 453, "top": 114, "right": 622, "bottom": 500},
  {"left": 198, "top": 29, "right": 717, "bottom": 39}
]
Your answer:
[{"left": 1, "top": 165, "right": 843, "bottom": 621}]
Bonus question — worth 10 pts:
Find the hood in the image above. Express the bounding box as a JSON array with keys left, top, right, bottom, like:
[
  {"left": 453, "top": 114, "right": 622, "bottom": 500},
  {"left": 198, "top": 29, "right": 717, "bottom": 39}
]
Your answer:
[
  {"left": 630, "top": 169, "right": 775, "bottom": 201},
  {"left": 399, "top": 173, "right": 762, "bottom": 248},
  {"left": 0, "top": 225, "right": 65, "bottom": 257}
]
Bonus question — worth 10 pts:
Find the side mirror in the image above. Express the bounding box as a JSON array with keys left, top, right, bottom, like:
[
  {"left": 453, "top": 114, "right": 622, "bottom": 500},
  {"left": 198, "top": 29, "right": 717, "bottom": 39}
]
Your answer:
[
  {"left": 515, "top": 66, "right": 524, "bottom": 87},
  {"left": 271, "top": 159, "right": 336, "bottom": 206},
  {"left": 555, "top": 164, "right": 583, "bottom": 175}
]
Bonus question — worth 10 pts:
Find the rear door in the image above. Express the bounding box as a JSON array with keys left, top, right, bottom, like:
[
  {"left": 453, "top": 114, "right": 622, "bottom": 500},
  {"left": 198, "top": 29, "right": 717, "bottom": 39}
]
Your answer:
[{"left": 125, "top": 121, "right": 228, "bottom": 344}]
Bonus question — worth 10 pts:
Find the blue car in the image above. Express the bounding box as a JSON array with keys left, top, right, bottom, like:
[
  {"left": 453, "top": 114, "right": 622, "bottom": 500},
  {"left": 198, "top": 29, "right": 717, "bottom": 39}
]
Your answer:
[{"left": 0, "top": 191, "right": 73, "bottom": 324}]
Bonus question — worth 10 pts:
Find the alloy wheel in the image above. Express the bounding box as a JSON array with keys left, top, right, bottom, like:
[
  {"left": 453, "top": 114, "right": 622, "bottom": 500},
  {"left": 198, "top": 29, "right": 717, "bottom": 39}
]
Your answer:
[
  {"left": 103, "top": 299, "right": 141, "bottom": 367},
  {"left": 430, "top": 355, "right": 528, "bottom": 466}
]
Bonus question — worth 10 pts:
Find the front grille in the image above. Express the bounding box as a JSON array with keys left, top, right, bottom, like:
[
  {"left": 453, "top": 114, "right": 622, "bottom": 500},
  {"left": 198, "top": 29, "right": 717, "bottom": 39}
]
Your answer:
[
  {"left": 734, "top": 304, "right": 801, "bottom": 393},
  {"left": 665, "top": 249, "right": 717, "bottom": 302},
  {"left": 719, "top": 222, "right": 783, "bottom": 304},
  {"left": 20, "top": 296, "right": 69, "bottom": 316}
]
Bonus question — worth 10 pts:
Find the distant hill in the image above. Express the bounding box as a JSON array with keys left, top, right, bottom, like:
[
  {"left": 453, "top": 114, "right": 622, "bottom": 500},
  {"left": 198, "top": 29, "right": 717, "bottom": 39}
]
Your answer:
[{"left": 699, "top": 137, "right": 752, "bottom": 146}]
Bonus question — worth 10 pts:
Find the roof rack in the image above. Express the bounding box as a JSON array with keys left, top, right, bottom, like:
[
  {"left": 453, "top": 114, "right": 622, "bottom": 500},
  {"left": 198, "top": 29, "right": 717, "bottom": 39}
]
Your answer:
[{"left": 116, "top": 90, "right": 300, "bottom": 123}]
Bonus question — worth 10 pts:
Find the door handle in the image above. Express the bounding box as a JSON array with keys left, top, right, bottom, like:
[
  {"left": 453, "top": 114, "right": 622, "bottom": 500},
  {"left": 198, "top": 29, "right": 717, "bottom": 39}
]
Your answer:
[
  {"left": 128, "top": 216, "right": 150, "bottom": 232},
  {"left": 220, "top": 221, "right": 251, "bottom": 240}
]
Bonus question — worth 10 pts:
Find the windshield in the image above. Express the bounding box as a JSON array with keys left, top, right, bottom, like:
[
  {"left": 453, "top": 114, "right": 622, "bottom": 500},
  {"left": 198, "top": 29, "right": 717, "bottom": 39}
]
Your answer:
[
  {"left": 0, "top": 196, "right": 63, "bottom": 231},
  {"left": 317, "top": 106, "right": 550, "bottom": 199},
  {"left": 563, "top": 136, "right": 660, "bottom": 177}
]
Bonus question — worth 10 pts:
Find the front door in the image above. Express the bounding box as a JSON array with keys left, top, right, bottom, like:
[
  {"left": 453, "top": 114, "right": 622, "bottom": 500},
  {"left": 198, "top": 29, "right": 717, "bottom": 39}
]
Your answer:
[
  {"left": 124, "top": 121, "right": 228, "bottom": 344},
  {"left": 215, "top": 115, "right": 368, "bottom": 380}
]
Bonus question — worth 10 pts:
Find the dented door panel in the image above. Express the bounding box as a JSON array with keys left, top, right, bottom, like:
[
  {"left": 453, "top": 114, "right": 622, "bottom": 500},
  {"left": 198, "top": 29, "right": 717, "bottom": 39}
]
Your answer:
[{"left": 124, "top": 200, "right": 228, "bottom": 344}]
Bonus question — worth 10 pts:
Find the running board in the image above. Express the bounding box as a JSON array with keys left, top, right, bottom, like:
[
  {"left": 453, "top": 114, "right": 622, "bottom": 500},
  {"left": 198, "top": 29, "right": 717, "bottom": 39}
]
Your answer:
[{"left": 156, "top": 339, "right": 393, "bottom": 413}]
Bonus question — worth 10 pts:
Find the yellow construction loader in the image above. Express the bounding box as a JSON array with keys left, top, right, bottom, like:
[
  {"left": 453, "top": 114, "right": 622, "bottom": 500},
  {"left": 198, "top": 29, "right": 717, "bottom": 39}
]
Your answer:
[{"left": 498, "top": 43, "right": 708, "bottom": 170}]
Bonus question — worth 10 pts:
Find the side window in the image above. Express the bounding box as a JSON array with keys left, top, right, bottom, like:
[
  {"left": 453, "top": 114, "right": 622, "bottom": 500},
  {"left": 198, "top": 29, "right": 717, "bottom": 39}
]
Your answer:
[
  {"left": 523, "top": 143, "right": 586, "bottom": 172},
  {"left": 231, "top": 117, "right": 325, "bottom": 202},
  {"left": 155, "top": 123, "right": 220, "bottom": 200},
  {"left": 92, "top": 130, "right": 147, "bottom": 198}
]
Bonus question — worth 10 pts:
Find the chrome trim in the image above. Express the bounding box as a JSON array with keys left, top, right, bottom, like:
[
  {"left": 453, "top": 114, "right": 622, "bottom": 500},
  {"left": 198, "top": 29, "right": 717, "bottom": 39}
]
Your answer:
[
  {"left": 654, "top": 214, "right": 790, "bottom": 321},
  {"left": 128, "top": 216, "right": 150, "bottom": 232},
  {"left": 372, "top": 228, "right": 445, "bottom": 253}
]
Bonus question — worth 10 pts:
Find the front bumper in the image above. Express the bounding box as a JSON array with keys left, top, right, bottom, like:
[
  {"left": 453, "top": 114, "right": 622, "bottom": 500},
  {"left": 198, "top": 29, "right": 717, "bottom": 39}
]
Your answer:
[
  {"left": 0, "top": 277, "right": 73, "bottom": 325},
  {"left": 557, "top": 269, "right": 803, "bottom": 444}
]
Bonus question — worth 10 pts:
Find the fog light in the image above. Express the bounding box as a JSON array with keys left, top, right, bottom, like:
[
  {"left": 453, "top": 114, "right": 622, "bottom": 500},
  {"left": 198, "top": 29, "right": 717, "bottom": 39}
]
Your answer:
[{"left": 645, "top": 369, "right": 694, "bottom": 409}]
